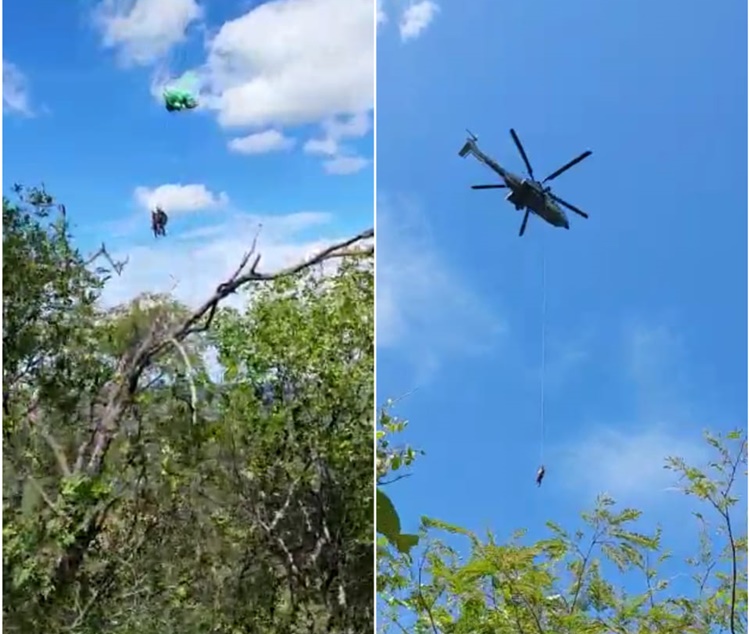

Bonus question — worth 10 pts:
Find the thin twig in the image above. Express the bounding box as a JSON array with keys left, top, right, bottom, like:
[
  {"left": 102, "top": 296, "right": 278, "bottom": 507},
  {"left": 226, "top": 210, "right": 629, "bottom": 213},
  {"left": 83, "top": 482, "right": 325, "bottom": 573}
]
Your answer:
[
  {"left": 416, "top": 549, "right": 441, "bottom": 634},
  {"left": 378, "top": 473, "right": 412, "bottom": 486},
  {"left": 718, "top": 438, "right": 746, "bottom": 634}
]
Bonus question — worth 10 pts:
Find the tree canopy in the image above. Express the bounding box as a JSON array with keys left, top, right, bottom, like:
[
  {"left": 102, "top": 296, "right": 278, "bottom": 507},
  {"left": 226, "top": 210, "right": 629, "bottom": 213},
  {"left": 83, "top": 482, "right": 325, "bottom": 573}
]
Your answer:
[
  {"left": 3, "top": 185, "right": 374, "bottom": 634},
  {"left": 377, "top": 409, "right": 747, "bottom": 634}
]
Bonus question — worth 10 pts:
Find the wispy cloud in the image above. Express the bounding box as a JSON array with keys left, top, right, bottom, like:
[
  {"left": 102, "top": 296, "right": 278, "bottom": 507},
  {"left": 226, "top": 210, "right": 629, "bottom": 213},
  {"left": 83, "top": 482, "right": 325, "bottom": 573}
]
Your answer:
[
  {"left": 133, "top": 183, "right": 229, "bottom": 214},
  {"left": 557, "top": 424, "right": 710, "bottom": 502},
  {"left": 92, "top": 0, "right": 203, "bottom": 66},
  {"left": 377, "top": 196, "right": 504, "bottom": 379},
  {"left": 322, "top": 155, "right": 370, "bottom": 175},
  {"left": 228, "top": 129, "right": 296, "bottom": 155},
  {"left": 304, "top": 112, "right": 372, "bottom": 175},
  {"left": 554, "top": 318, "right": 714, "bottom": 505},
  {"left": 377, "top": 0, "right": 388, "bottom": 26},
  {"left": 3, "top": 61, "right": 34, "bottom": 116},
  {"left": 399, "top": 1, "right": 439, "bottom": 41},
  {"left": 625, "top": 319, "right": 690, "bottom": 419}
]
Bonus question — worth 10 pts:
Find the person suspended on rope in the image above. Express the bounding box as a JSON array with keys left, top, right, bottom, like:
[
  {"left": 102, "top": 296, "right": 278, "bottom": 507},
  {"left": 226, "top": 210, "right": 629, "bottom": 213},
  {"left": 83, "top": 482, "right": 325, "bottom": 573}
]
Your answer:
[
  {"left": 536, "top": 465, "right": 546, "bottom": 487},
  {"left": 150, "top": 209, "right": 161, "bottom": 237},
  {"left": 151, "top": 206, "right": 168, "bottom": 237},
  {"left": 156, "top": 207, "right": 168, "bottom": 236}
]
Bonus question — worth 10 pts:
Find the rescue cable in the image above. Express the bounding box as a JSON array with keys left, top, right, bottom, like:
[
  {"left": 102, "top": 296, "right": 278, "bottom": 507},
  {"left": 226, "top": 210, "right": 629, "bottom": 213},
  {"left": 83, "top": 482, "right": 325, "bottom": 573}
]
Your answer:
[{"left": 537, "top": 238, "right": 548, "bottom": 486}]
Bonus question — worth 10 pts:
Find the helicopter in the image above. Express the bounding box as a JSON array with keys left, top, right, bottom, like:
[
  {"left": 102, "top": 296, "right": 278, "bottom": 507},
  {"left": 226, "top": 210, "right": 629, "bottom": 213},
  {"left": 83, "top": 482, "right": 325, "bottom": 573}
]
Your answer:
[{"left": 458, "top": 128, "right": 592, "bottom": 237}]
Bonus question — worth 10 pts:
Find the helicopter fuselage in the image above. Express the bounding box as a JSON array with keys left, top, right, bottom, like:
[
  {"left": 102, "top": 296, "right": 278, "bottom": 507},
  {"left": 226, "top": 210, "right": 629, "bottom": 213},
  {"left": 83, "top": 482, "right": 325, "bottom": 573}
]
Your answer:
[{"left": 463, "top": 141, "right": 569, "bottom": 229}]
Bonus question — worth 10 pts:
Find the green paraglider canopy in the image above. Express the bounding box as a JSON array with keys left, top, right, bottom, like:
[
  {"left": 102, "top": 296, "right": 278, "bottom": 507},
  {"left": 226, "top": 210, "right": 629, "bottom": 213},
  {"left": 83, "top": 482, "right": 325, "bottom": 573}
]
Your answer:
[{"left": 163, "top": 72, "right": 200, "bottom": 112}]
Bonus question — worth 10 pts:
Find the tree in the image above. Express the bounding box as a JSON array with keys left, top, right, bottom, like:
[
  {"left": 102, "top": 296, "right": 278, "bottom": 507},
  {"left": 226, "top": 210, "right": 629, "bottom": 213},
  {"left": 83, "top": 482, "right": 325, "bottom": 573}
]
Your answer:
[
  {"left": 378, "top": 422, "right": 747, "bottom": 634},
  {"left": 377, "top": 404, "right": 421, "bottom": 555},
  {"left": 3, "top": 185, "right": 374, "bottom": 633}
]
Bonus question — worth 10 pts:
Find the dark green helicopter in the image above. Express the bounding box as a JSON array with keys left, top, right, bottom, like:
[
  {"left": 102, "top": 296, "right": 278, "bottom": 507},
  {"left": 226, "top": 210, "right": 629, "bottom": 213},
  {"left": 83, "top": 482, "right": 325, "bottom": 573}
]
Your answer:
[{"left": 459, "top": 128, "right": 592, "bottom": 237}]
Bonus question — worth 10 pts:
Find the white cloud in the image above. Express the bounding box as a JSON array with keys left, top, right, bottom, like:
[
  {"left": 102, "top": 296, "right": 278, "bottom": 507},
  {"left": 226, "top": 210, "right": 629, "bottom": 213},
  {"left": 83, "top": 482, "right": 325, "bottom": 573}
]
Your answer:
[
  {"left": 134, "top": 183, "right": 229, "bottom": 214},
  {"left": 304, "top": 112, "right": 372, "bottom": 174},
  {"left": 627, "top": 321, "right": 684, "bottom": 386},
  {"left": 99, "top": 0, "right": 374, "bottom": 165},
  {"left": 93, "top": 0, "right": 203, "bottom": 66},
  {"left": 102, "top": 211, "right": 339, "bottom": 308},
  {"left": 323, "top": 156, "right": 370, "bottom": 175},
  {"left": 228, "top": 129, "right": 296, "bottom": 155},
  {"left": 304, "top": 112, "right": 371, "bottom": 155},
  {"left": 624, "top": 320, "right": 692, "bottom": 421},
  {"left": 3, "top": 61, "right": 33, "bottom": 116},
  {"left": 377, "top": 197, "right": 504, "bottom": 379},
  {"left": 377, "top": 0, "right": 388, "bottom": 26},
  {"left": 553, "top": 319, "right": 717, "bottom": 505},
  {"left": 324, "top": 110, "right": 372, "bottom": 139},
  {"left": 399, "top": 1, "right": 439, "bottom": 41},
  {"left": 195, "top": 0, "right": 373, "bottom": 129},
  {"left": 557, "top": 425, "right": 709, "bottom": 502},
  {"left": 305, "top": 138, "right": 339, "bottom": 156},
  {"left": 544, "top": 336, "right": 591, "bottom": 392}
]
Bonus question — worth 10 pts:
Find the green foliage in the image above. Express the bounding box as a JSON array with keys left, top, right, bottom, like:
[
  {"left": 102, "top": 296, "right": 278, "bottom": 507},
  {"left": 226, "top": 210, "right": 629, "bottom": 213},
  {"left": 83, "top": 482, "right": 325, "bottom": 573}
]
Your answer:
[
  {"left": 3, "top": 185, "right": 108, "bottom": 428},
  {"left": 3, "top": 187, "right": 374, "bottom": 634},
  {"left": 377, "top": 405, "right": 422, "bottom": 554},
  {"left": 378, "top": 426, "right": 747, "bottom": 634}
]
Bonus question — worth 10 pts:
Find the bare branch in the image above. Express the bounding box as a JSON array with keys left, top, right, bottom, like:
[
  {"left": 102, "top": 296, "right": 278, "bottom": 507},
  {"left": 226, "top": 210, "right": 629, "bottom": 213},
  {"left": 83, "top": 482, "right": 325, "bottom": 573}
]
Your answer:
[
  {"left": 85, "top": 242, "right": 128, "bottom": 275},
  {"left": 177, "top": 226, "right": 372, "bottom": 340}
]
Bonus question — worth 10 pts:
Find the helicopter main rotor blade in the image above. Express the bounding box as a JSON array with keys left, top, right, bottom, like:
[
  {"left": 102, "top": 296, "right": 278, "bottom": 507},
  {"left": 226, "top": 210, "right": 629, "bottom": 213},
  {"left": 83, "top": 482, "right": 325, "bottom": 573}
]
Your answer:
[
  {"left": 549, "top": 193, "right": 589, "bottom": 219},
  {"left": 542, "top": 151, "right": 592, "bottom": 184},
  {"left": 471, "top": 184, "right": 507, "bottom": 189},
  {"left": 519, "top": 209, "right": 530, "bottom": 236},
  {"left": 509, "top": 128, "right": 535, "bottom": 180}
]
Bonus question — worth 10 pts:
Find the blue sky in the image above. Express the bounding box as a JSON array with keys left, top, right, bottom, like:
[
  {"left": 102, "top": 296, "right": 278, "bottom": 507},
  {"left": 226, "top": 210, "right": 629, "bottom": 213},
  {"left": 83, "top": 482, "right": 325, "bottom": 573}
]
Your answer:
[
  {"left": 376, "top": 0, "right": 747, "bottom": 590},
  {"left": 4, "top": 0, "right": 373, "bottom": 307}
]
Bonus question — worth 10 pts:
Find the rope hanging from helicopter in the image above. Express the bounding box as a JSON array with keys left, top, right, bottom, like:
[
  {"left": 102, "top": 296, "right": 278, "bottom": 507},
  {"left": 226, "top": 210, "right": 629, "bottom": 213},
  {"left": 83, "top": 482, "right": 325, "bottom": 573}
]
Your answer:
[
  {"left": 456, "top": 127, "right": 596, "bottom": 488},
  {"left": 533, "top": 235, "right": 548, "bottom": 488},
  {"left": 539, "top": 239, "right": 547, "bottom": 467}
]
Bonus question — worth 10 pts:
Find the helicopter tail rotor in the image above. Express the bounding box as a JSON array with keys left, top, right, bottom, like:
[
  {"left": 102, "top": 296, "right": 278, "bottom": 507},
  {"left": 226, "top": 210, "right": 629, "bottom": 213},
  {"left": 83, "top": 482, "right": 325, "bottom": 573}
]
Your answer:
[
  {"left": 458, "top": 141, "right": 475, "bottom": 158},
  {"left": 459, "top": 129, "right": 480, "bottom": 157}
]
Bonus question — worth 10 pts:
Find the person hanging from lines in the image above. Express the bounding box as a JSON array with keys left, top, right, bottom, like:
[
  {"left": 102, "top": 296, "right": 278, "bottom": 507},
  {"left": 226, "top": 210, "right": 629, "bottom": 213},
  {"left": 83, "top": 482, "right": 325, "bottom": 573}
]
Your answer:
[
  {"left": 536, "top": 464, "right": 546, "bottom": 487},
  {"left": 151, "top": 206, "right": 168, "bottom": 237}
]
